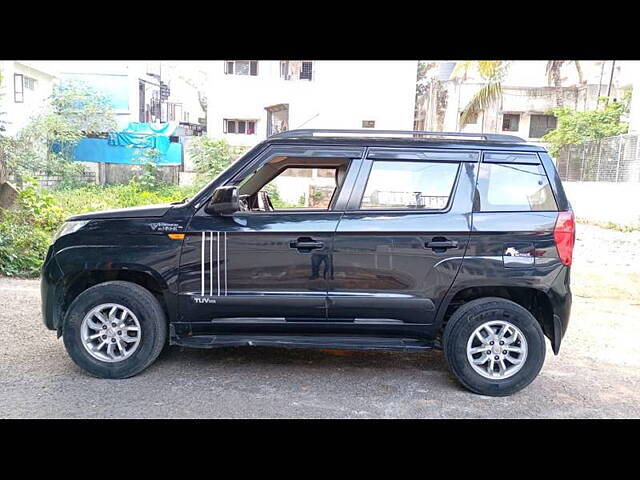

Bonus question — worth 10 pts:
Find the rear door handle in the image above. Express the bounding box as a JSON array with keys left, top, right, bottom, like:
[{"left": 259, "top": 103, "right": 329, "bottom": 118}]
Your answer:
[
  {"left": 425, "top": 239, "right": 458, "bottom": 250},
  {"left": 290, "top": 238, "right": 324, "bottom": 252}
]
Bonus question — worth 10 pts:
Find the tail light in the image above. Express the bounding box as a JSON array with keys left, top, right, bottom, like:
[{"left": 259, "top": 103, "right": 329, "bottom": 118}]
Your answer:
[{"left": 554, "top": 211, "right": 575, "bottom": 266}]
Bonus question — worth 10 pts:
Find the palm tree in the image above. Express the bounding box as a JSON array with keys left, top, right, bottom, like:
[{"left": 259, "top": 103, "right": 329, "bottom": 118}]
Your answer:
[
  {"left": 451, "top": 60, "right": 585, "bottom": 129},
  {"left": 546, "top": 61, "right": 584, "bottom": 107},
  {"left": 450, "top": 61, "right": 508, "bottom": 128}
]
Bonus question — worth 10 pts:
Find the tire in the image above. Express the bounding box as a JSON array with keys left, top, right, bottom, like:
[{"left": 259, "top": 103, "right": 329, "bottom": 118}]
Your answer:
[
  {"left": 62, "top": 281, "right": 167, "bottom": 379},
  {"left": 443, "top": 297, "right": 546, "bottom": 397}
]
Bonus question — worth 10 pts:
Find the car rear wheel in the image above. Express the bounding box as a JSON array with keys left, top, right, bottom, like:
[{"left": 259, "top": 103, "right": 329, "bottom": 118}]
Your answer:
[
  {"left": 63, "top": 281, "right": 167, "bottom": 379},
  {"left": 443, "top": 297, "right": 546, "bottom": 396}
]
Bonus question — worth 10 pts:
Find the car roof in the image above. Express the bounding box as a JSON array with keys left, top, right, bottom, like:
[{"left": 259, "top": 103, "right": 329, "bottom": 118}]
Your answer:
[
  {"left": 261, "top": 130, "right": 546, "bottom": 152},
  {"left": 265, "top": 135, "right": 546, "bottom": 152}
]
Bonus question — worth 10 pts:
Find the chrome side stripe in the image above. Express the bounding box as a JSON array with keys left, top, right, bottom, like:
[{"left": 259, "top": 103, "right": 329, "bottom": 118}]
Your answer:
[
  {"left": 217, "top": 231, "right": 221, "bottom": 296},
  {"left": 200, "top": 232, "right": 205, "bottom": 296},
  {"left": 224, "top": 232, "right": 228, "bottom": 296},
  {"left": 200, "top": 231, "right": 228, "bottom": 296},
  {"left": 209, "top": 231, "right": 214, "bottom": 296}
]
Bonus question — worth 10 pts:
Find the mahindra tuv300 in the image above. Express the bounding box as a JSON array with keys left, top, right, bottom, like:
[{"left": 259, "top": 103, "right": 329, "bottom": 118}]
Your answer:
[{"left": 41, "top": 130, "right": 575, "bottom": 396}]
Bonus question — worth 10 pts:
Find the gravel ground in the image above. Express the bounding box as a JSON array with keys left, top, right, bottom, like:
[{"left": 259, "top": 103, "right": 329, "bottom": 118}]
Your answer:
[{"left": 1, "top": 223, "right": 639, "bottom": 418}]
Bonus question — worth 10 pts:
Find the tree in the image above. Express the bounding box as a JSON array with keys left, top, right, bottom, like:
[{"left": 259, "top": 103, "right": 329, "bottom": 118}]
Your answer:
[
  {"left": 546, "top": 61, "right": 584, "bottom": 107},
  {"left": 4, "top": 80, "right": 117, "bottom": 182},
  {"left": 450, "top": 61, "right": 509, "bottom": 128},
  {"left": 0, "top": 68, "right": 6, "bottom": 135},
  {"left": 542, "top": 97, "right": 629, "bottom": 157},
  {"left": 188, "top": 136, "right": 248, "bottom": 183},
  {"left": 176, "top": 66, "right": 208, "bottom": 125},
  {"left": 451, "top": 60, "right": 584, "bottom": 128}
]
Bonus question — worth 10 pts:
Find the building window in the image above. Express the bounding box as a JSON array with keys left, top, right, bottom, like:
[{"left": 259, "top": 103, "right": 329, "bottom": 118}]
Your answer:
[
  {"left": 14, "top": 74, "right": 24, "bottom": 103},
  {"left": 502, "top": 113, "right": 520, "bottom": 132},
  {"left": 225, "top": 61, "right": 258, "bottom": 76},
  {"left": 362, "top": 120, "right": 376, "bottom": 128},
  {"left": 224, "top": 119, "right": 257, "bottom": 135},
  {"left": 280, "top": 61, "right": 313, "bottom": 81},
  {"left": 529, "top": 114, "right": 557, "bottom": 138},
  {"left": 23, "top": 76, "right": 37, "bottom": 90}
]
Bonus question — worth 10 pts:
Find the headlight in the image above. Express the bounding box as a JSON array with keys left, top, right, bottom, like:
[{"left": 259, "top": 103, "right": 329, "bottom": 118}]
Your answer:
[{"left": 53, "top": 220, "right": 89, "bottom": 242}]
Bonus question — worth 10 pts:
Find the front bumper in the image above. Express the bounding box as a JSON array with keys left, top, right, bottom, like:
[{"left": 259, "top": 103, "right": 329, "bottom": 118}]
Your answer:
[{"left": 41, "top": 245, "right": 64, "bottom": 333}]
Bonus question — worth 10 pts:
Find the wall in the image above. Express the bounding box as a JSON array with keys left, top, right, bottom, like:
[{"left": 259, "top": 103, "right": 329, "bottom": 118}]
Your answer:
[
  {"left": 207, "top": 61, "right": 417, "bottom": 146},
  {"left": 563, "top": 181, "right": 640, "bottom": 226}
]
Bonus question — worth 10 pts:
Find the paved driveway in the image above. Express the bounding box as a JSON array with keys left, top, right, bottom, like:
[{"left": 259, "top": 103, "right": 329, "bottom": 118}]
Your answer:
[{"left": 1, "top": 224, "right": 639, "bottom": 418}]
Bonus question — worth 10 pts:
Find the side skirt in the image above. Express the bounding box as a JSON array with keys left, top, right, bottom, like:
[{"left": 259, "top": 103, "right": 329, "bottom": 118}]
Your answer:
[{"left": 169, "top": 328, "right": 434, "bottom": 352}]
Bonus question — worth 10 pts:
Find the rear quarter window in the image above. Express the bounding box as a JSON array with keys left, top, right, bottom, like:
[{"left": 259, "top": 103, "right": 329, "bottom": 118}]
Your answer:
[{"left": 477, "top": 161, "right": 557, "bottom": 212}]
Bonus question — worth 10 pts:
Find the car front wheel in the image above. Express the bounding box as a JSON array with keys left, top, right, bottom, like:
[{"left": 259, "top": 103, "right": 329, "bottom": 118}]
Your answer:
[{"left": 62, "top": 281, "right": 167, "bottom": 379}]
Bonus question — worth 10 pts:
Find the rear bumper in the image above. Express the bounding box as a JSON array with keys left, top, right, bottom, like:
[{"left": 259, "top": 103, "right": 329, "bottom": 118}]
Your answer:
[
  {"left": 547, "top": 266, "right": 572, "bottom": 354},
  {"left": 41, "top": 245, "right": 64, "bottom": 333}
]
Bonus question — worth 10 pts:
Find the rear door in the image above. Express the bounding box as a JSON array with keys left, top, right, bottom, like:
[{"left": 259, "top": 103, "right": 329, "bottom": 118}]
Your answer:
[{"left": 327, "top": 147, "right": 479, "bottom": 333}]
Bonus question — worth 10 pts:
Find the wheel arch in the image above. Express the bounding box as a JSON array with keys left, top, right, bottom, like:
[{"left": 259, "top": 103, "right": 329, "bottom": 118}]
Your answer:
[
  {"left": 58, "top": 268, "right": 169, "bottom": 336},
  {"left": 437, "top": 285, "right": 558, "bottom": 354}
]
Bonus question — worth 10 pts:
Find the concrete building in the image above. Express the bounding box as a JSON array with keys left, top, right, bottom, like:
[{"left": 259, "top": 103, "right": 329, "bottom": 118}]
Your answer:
[
  {"left": 206, "top": 60, "right": 418, "bottom": 146},
  {"left": 0, "top": 61, "right": 58, "bottom": 136},
  {"left": 415, "top": 61, "right": 632, "bottom": 146}
]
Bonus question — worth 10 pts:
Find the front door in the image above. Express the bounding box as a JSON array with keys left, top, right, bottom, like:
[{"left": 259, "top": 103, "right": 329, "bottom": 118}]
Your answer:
[
  {"left": 328, "top": 147, "right": 479, "bottom": 335},
  {"left": 176, "top": 145, "right": 364, "bottom": 337}
]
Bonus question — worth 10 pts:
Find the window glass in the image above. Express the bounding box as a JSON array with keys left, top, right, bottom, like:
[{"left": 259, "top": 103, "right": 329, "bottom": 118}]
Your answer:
[
  {"left": 529, "top": 114, "right": 557, "bottom": 138},
  {"left": 502, "top": 114, "right": 520, "bottom": 132},
  {"left": 268, "top": 167, "right": 338, "bottom": 209},
  {"left": 360, "top": 161, "right": 459, "bottom": 210},
  {"left": 226, "top": 120, "right": 236, "bottom": 133},
  {"left": 477, "top": 163, "right": 557, "bottom": 211}
]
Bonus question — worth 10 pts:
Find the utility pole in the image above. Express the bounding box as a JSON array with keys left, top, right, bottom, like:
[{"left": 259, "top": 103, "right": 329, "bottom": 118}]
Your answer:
[
  {"left": 628, "top": 62, "right": 640, "bottom": 133},
  {"left": 606, "top": 60, "right": 616, "bottom": 105}
]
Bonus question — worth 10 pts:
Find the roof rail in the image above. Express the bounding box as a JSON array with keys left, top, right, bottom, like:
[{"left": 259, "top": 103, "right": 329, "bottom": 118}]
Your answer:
[{"left": 271, "top": 129, "right": 526, "bottom": 143}]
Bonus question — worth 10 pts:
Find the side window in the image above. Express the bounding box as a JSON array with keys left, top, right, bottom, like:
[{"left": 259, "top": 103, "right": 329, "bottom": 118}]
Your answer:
[
  {"left": 360, "top": 161, "right": 459, "bottom": 210},
  {"left": 477, "top": 162, "right": 557, "bottom": 211},
  {"left": 266, "top": 167, "right": 338, "bottom": 209}
]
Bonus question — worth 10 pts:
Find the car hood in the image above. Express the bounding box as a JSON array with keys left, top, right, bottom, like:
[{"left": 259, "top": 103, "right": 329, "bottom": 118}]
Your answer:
[{"left": 67, "top": 203, "right": 174, "bottom": 221}]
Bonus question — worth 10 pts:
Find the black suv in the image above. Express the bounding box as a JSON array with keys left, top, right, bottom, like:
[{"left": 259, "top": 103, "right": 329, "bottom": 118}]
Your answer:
[{"left": 41, "top": 129, "right": 575, "bottom": 396}]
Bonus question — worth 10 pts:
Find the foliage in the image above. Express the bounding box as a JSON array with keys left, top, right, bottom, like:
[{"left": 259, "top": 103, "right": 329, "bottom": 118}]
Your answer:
[
  {"left": 0, "top": 181, "right": 200, "bottom": 277},
  {"left": 188, "top": 136, "right": 248, "bottom": 181},
  {"left": 450, "top": 60, "right": 584, "bottom": 128},
  {"left": 2, "top": 80, "right": 116, "bottom": 184},
  {"left": 451, "top": 61, "right": 508, "bottom": 127},
  {"left": 0, "top": 68, "right": 6, "bottom": 135},
  {"left": 0, "top": 177, "right": 64, "bottom": 276},
  {"left": 541, "top": 98, "right": 629, "bottom": 157},
  {"left": 130, "top": 147, "right": 164, "bottom": 190}
]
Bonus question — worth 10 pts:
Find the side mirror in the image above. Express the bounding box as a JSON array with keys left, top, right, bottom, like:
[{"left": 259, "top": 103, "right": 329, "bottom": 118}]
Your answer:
[{"left": 205, "top": 186, "right": 239, "bottom": 216}]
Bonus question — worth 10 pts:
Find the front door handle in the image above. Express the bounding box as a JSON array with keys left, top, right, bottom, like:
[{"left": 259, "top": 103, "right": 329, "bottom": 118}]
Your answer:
[
  {"left": 426, "top": 238, "right": 458, "bottom": 251},
  {"left": 290, "top": 237, "right": 324, "bottom": 252}
]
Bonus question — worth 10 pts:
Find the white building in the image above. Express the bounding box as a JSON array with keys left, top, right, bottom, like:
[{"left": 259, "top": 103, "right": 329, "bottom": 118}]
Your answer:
[
  {"left": 0, "top": 61, "right": 58, "bottom": 136},
  {"left": 206, "top": 60, "right": 418, "bottom": 146},
  {"left": 416, "top": 60, "right": 633, "bottom": 145}
]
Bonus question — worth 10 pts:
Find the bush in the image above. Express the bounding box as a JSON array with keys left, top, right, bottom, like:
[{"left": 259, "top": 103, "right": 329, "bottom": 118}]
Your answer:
[
  {"left": 0, "top": 180, "right": 201, "bottom": 277},
  {"left": 188, "top": 137, "right": 248, "bottom": 182}
]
